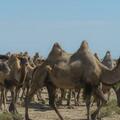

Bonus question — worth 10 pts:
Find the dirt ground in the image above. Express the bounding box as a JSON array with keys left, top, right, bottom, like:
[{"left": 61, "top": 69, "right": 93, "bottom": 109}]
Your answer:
[
  {"left": 16, "top": 90, "right": 120, "bottom": 120},
  {"left": 17, "top": 104, "right": 120, "bottom": 120}
]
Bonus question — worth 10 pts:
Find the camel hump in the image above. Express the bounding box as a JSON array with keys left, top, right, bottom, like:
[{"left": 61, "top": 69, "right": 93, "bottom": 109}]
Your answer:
[
  {"left": 53, "top": 42, "right": 61, "bottom": 48},
  {"left": 80, "top": 40, "right": 89, "bottom": 51}
]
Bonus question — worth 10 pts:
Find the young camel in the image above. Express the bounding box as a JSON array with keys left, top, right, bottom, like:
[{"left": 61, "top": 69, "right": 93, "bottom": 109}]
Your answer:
[{"left": 25, "top": 41, "right": 120, "bottom": 120}]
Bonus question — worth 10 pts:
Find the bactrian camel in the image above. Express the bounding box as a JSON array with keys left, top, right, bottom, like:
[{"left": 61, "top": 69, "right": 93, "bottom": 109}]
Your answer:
[
  {"left": 25, "top": 41, "right": 120, "bottom": 120},
  {"left": 0, "top": 56, "right": 10, "bottom": 111},
  {"left": 2, "top": 54, "right": 28, "bottom": 113}
]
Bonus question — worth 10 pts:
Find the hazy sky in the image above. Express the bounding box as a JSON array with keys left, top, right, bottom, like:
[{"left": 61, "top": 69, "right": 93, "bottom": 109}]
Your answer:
[{"left": 0, "top": 0, "right": 120, "bottom": 58}]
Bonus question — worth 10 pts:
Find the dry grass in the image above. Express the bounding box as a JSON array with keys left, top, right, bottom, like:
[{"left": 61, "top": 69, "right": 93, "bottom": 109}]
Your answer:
[
  {"left": 0, "top": 112, "right": 23, "bottom": 120},
  {"left": 101, "top": 99, "right": 120, "bottom": 118}
]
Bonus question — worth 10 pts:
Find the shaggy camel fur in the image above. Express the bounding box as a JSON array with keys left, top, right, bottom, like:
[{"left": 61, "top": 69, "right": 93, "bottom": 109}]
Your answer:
[{"left": 25, "top": 41, "right": 120, "bottom": 120}]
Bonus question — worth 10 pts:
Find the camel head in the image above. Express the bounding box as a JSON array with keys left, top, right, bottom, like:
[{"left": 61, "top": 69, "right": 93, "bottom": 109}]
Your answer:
[
  {"left": 8, "top": 54, "right": 21, "bottom": 70},
  {"left": 19, "top": 56, "right": 29, "bottom": 66}
]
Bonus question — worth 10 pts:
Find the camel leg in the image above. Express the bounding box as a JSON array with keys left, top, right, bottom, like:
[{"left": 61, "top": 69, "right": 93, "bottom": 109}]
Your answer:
[
  {"left": 25, "top": 85, "right": 38, "bottom": 120},
  {"left": 91, "top": 87, "right": 107, "bottom": 120},
  {"left": 67, "top": 89, "right": 74, "bottom": 109},
  {"left": 9, "top": 89, "right": 18, "bottom": 113},
  {"left": 112, "top": 87, "right": 120, "bottom": 107},
  {"left": 107, "top": 90, "right": 111, "bottom": 101},
  {"left": 0, "top": 89, "right": 3, "bottom": 111},
  {"left": 2, "top": 88, "right": 8, "bottom": 112},
  {"left": 75, "top": 89, "right": 81, "bottom": 106},
  {"left": 20, "top": 87, "right": 26, "bottom": 101},
  {"left": 36, "top": 90, "right": 41, "bottom": 101},
  {"left": 47, "top": 83, "right": 64, "bottom": 120},
  {"left": 67, "top": 89, "right": 72, "bottom": 106},
  {"left": 85, "top": 94, "right": 92, "bottom": 120},
  {"left": 15, "top": 86, "right": 21, "bottom": 103},
  {"left": 84, "top": 84, "right": 92, "bottom": 120},
  {"left": 58, "top": 89, "right": 65, "bottom": 106},
  {"left": 25, "top": 88, "right": 31, "bottom": 120}
]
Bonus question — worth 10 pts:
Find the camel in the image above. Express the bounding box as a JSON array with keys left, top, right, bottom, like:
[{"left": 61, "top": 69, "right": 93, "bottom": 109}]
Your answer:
[
  {"left": 94, "top": 51, "right": 116, "bottom": 102},
  {"left": 20, "top": 53, "right": 45, "bottom": 103},
  {"left": 0, "top": 59, "right": 10, "bottom": 111},
  {"left": 102, "top": 51, "right": 115, "bottom": 69},
  {"left": 25, "top": 41, "right": 120, "bottom": 120},
  {"left": 24, "top": 42, "right": 72, "bottom": 119},
  {"left": 2, "top": 54, "right": 29, "bottom": 113},
  {"left": 101, "top": 51, "right": 116, "bottom": 101},
  {"left": 20, "top": 57, "right": 36, "bottom": 101}
]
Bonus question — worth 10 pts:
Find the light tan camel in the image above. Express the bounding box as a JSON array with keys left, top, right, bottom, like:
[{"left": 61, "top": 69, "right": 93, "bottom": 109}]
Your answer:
[
  {"left": 4, "top": 54, "right": 28, "bottom": 113},
  {"left": 25, "top": 41, "right": 120, "bottom": 120},
  {"left": 20, "top": 59, "right": 35, "bottom": 101}
]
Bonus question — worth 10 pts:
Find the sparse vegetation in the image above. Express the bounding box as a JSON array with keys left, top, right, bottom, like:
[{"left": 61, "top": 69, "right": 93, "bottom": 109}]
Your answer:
[
  {"left": 101, "top": 99, "right": 120, "bottom": 118},
  {"left": 0, "top": 112, "right": 23, "bottom": 120}
]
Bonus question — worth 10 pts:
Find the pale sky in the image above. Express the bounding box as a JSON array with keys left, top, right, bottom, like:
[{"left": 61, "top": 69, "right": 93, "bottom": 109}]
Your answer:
[{"left": 0, "top": 0, "right": 120, "bottom": 58}]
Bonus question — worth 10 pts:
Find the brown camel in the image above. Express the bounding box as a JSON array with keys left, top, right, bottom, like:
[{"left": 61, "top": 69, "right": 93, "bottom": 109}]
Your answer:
[
  {"left": 0, "top": 59, "right": 10, "bottom": 111},
  {"left": 101, "top": 51, "right": 116, "bottom": 101},
  {"left": 94, "top": 51, "right": 116, "bottom": 102},
  {"left": 3, "top": 54, "right": 28, "bottom": 113},
  {"left": 102, "top": 51, "right": 115, "bottom": 69},
  {"left": 25, "top": 41, "right": 120, "bottom": 120},
  {"left": 24, "top": 42, "right": 72, "bottom": 120}
]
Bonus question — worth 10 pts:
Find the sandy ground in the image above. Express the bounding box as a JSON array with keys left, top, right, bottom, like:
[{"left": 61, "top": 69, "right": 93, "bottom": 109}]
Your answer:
[
  {"left": 17, "top": 102, "right": 120, "bottom": 120},
  {"left": 14, "top": 90, "right": 120, "bottom": 120}
]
